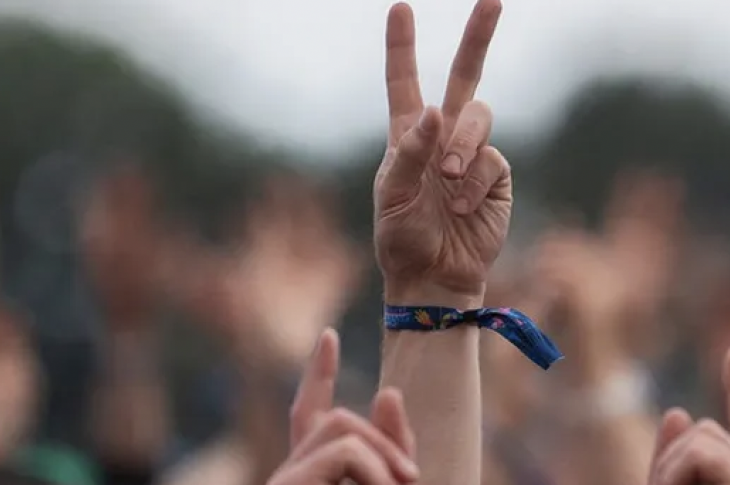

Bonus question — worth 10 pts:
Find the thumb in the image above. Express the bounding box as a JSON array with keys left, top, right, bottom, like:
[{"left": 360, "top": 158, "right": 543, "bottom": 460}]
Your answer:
[
  {"left": 385, "top": 106, "right": 442, "bottom": 190},
  {"left": 649, "top": 407, "right": 693, "bottom": 482},
  {"left": 370, "top": 387, "right": 416, "bottom": 459}
]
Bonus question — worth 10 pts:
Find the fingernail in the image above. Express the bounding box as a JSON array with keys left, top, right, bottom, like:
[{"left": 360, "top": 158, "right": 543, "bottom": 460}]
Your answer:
[
  {"left": 452, "top": 198, "right": 469, "bottom": 214},
  {"left": 442, "top": 154, "right": 461, "bottom": 176}
]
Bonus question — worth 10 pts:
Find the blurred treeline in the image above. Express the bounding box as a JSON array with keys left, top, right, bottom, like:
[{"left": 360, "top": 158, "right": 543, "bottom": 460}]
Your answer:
[{"left": 3, "top": 17, "right": 730, "bottom": 442}]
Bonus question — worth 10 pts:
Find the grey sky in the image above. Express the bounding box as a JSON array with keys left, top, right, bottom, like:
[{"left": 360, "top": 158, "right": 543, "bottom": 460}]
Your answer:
[{"left": 2, "top": 0, "right": 729, "bottom": 156}]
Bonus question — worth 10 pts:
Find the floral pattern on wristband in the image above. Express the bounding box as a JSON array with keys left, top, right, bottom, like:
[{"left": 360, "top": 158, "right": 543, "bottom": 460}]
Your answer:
[{"left": 383, "top": 305, "right": 564, "bottom": 370}]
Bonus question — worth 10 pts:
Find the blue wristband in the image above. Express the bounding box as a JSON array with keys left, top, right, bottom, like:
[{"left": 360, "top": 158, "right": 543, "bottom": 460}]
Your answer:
[{"left": 383, "top": 305, "right": 563, "bottom": 370}]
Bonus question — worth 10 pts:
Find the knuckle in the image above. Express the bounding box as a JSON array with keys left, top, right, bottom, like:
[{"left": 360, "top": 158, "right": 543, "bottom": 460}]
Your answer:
[
  {"left": 466, "top": 99, "right": 493, "bottom": 120},
  {"left": 483, "top": 146, "right": 511, "bottom": 174},
  {"left": 339, "top": 434, "right": 366, "bottom": 458},
  {"left": 449, "top": 129, "right": 480, "bottom": 153},
  {"left": 327, "top": 407, "right": 354, "bottom": 431},
  {"left": 465, "top": 171, "right": 490, "bottom": 194},
  {"left": 697, "top": 418, "right": 723, "bottom": 435},
  {"left": 685, "top": 439, "right": 712, "bottom": 464},
  {"left": 398, "top": 131, "right": 423, "bottom": 158}
]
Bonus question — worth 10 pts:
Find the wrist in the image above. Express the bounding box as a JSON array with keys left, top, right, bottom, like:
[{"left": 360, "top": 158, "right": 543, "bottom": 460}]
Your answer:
[
  {"left": 384, "top": 279, "right": 484, "bottom": 310},
  {"left": 552, "top": 362, "right": 655, "bottom": 425}
]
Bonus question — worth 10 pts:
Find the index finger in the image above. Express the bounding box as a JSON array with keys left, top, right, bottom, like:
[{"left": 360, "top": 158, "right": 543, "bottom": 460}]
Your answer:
[
  {"left": 442, "top": 0, "right": 502, "bottom": 118},
  {"left": 289, "top": 328, "right": 340, "bottom": 448},
  {"left": 386, "top": 3, "right": 424, "bottom": 120}
]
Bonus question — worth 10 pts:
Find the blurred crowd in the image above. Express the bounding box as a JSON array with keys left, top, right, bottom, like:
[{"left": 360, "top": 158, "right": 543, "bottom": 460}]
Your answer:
[
  {"left": 2, "top": 5, "right": 730, "bottom": 485},
  {"left": 1, "top": 133, "right": 729, "bottom": 485}
]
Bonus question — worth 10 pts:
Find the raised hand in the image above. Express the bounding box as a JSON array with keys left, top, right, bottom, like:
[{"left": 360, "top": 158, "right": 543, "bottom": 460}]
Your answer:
[
  {"left": 167, "top": 176, "right": 362, "bottom": 369},
  {"left": 648, "top": 349, "right": 730, "bottom": 485},
  {"left": 274, "top": 329, "right": 418, "bottom": 485},
  {"left": 374, "top": 0, "right": 511, "bottom": 309}
]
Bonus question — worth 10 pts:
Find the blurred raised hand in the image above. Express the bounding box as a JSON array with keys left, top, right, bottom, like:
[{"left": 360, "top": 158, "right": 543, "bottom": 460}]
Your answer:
[
  {"left": 526, "top": 170, "right": 685, "bottom": 485},
  {"left": 168, "top": 175, "right": 363, "bottom": 369},
  {"left": 534, "top": 170, "right": 684, "bottom": 380}
]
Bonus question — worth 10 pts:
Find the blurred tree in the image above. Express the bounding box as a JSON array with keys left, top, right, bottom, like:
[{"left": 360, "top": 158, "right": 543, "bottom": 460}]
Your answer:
[
  {"left": 0, "top": 18, "right": 281, "bottom": 450},
  {"left": 0, "top": 18, "right": 288, "bottom": 238},
  {"left": 533, "top": 77, "right": 730, "bottom": 230}
]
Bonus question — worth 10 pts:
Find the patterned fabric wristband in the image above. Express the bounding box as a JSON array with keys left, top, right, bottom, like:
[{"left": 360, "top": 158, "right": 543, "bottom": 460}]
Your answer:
[{"left": 384, "top": 305, "right": 564, "bottom": 370}]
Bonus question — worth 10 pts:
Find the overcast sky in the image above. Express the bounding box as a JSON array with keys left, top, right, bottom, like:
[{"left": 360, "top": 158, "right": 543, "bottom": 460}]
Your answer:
[{"left": 2, "top": 0, "right": 729, "bottom": 157}]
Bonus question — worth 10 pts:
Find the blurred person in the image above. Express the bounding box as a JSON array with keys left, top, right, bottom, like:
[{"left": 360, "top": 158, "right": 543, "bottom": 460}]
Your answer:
[
  {"left": 528, "top": 170, "right": 684, "bottom": 485},
  {"left": 647, "top": 348, "right": 730, "bottom": 485},
  {"left": 158, "top": 175, "right": 361, "bottom": 485},
  {"left": 269, "top": 328, "right": 418, "bottom": 485},
  {"left": 601, "top": 170, "right": 685, "bottom": 358},
  {"left": 533, "top": 228, "right": 658, "bottom": 485},
  {"left": 81, "top": 163, "right": 173, "bottom": 485}
]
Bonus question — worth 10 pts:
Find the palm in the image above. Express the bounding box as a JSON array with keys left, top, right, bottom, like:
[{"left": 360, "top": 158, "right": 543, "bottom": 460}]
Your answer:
[{"left": 374, "top": 0, "right": 510, "bottom": 298}]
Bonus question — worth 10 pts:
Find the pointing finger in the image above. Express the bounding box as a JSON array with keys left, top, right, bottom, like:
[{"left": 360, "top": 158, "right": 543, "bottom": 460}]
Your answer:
[
  {"left": 441, "top": 100, "right": 493, "bottom": 178},
  {"left": 289, "top": 328, "right": 340, "bottom": 448}
]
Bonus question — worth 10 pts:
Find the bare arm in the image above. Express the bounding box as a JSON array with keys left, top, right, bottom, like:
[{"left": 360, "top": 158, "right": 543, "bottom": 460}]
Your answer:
[
  {"left": 554, "top": 353, "right": 656, "bottom": 485},
  {"left": 381, "top": 328, "right": 481, "bottom": 485},
  {"left": 380, "top": 288, "right": 483, "bottom": 485}
]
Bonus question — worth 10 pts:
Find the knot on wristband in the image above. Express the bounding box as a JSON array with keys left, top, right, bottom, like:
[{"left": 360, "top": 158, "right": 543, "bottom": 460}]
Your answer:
[{"left": 384, "top": 305, "right": 563, "bottom": 370}]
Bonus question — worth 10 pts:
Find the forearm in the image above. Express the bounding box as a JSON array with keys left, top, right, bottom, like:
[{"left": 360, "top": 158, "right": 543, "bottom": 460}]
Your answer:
[
  {"left": 92, "top": 329, "right": 170, "bottom": 467},
  {"left": 557, "top": 362, "right": 657, "bottom": 485},
  {"left": 572, "top": 416, "right": 655, "bottom": 485},
  {"left": 381, "top": 326, "right": 482, "bottom": 485}
]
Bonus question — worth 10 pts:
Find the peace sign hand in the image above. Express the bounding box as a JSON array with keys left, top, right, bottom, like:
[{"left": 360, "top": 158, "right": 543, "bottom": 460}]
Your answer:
[{"left": 374, "top": 0, "right": 512, "bottom": 310}]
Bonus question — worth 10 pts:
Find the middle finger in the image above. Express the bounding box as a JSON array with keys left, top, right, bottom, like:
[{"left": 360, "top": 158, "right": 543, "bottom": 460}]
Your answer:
[{"left": 442, "top": 0, "right": 502, "bottom": 119}]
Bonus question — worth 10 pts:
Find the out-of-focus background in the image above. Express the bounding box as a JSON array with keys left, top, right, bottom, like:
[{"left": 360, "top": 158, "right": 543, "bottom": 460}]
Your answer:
[{"left": 0, "top": 1, "right": 730, "bottom": 484}]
